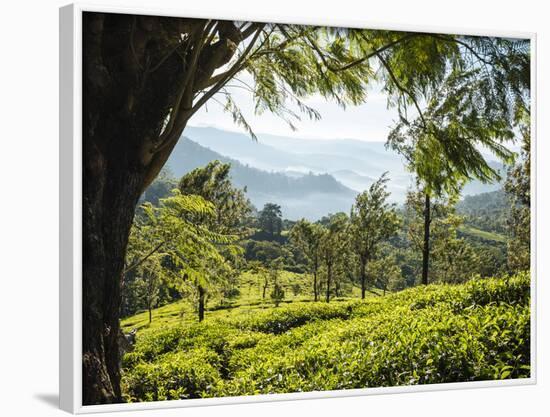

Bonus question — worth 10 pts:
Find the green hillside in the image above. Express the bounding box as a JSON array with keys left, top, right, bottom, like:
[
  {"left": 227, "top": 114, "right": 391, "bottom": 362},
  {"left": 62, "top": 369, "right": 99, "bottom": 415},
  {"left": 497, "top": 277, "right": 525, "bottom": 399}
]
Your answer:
[
  {"left": 121, "top": 270, "right": 379, "bottom": 332},
  {"left": 121, "top": 272, "right": 530, "bottom": 402},
  {"left": 459, "top": 225, "right": 507, "bottom": 243},
  {"left": 164, "top": 137, "right": 357, "bottom": 220}
]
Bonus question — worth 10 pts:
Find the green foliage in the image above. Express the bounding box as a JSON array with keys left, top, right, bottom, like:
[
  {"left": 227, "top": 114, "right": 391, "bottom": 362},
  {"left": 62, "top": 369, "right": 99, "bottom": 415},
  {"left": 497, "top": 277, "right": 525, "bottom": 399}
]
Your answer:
[
  {"left": 178, "top": 160, "right": 253, "bottom": 236},
  {"left": 258, "top": 203, "right": 284, "bottom": 237},
  {"left": 319, "top": 213, "right": 349, "bottom": 302},
  {"left": 386, "top": 36, "right": 529, "bottom": 198},
  {"left": 404, "top": 190, "right": 481, "bottom": 284},
  {"left": 270, "top": 284, "right": 285, "bottom": 307},
  {"left": 349, "top": 174, "right": 401, "bottom": 295},
  {"left": 367, "top": 254, "right": 403, "bottom": 294},
  {"left": 457, "top": 190, "right": 509, "bottom": 235},
  {"left": 289, "top": 219, "right": 325, "bottom": 299},
  {"left": 505, "top": 125, "right": 531, "bottom": 272},
  {"left": 124, "top": 189, "right": 242, "bottom": 321},
  {"left": 267, "top": 261, "right": 285, "bottom": 307},
  {"left": 140, "top": 168, "right": 178, "bottom": 207},
  {"left": 122, "top": 273, "right": 530, "bottom": 401},
  {"left": 122, "top": 348, "right": 222, "bottom": 401}
]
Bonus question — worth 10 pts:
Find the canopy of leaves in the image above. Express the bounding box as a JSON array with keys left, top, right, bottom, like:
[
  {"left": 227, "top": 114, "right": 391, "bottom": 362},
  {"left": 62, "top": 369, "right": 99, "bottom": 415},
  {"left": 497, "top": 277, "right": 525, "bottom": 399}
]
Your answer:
[
  {"left": 258, "top": 203, "right": 284, "bottom": 237},
  {"left": 349, "top": 173, "right": 401, "bottom": 263},
  {"left": 386, "top": 37, "right": 529, "bottom": 197},
  {"left": 178, "top": 160, "right": 253, "bottom": 236},
  {"left": 128, "top": 190, "right": 240, "bottom": 298}
]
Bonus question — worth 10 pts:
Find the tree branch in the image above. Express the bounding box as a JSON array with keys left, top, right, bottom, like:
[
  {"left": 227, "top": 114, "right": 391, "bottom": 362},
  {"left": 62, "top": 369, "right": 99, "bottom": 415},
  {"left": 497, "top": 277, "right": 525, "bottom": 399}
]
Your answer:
[
  {"left": 123, "top": 240, "right": 165, "bottom": 276},
  {"left": 376, "top": 51, "right": 428, "bottom": 130},
  {"left": 189, "top": 25, "right": 265, "bottom": 118},
  {"left": 309, "top": 33, "right": 418, "bottom": 73},
  {"left": 154, "top": 21, "right": 209, "bottom": 149}
]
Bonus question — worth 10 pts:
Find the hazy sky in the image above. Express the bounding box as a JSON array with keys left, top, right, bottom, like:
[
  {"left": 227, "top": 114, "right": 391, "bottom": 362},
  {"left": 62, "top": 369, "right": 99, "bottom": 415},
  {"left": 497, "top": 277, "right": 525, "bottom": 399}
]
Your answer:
[{"left": 189, "top": 73, "right": 400, "bottom": 142}]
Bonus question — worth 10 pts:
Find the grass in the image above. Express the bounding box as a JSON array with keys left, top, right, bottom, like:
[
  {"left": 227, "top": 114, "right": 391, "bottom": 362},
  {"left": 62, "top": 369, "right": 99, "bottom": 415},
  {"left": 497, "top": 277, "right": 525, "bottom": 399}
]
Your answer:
[
  {"left": 459, "top": 225, "right": 507, "bottom": 243},
  {"left": 121, "top": 270, "right": 383, "bottom": 332},
  {"left": 121, "top": 272, "right": 530, "bottom": 402}
]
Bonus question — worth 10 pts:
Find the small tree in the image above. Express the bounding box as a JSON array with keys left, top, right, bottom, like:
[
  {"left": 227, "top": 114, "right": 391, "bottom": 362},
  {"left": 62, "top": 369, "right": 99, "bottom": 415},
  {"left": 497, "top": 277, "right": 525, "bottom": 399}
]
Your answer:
[
  {"left": 319, "top": 213, "right": 348, "bottom": 303},
  {"left": 270, "top": 283, "right": 285, "bottom": 307},
  {"left": 388, "top": 268, "right": 407, "bottom": 293},
  {"left": 258, "top": 203, "right": 284, "bottom": 238},
  {"left": 404, "top": 190, "right": 478, "bottom": 284},
  {"left": 268, "top": 259, "right": 285, "bottom": 306},
  {"left": 132, "top": 190, "right": 239, "bottom": 322},
  {"left": 349, "top": 174, "right": 400, "bottom": 298},
  {"left": 178, "top": 160, "right": 253, "bottom": 235},
  {"left": 289, "top": 219, "right": 324, "bottom": 301},
  {"left": 291, "top": 283, "right": 301, "bottom": 297},
  {"left": 368, "top": 255, "right": 402, "bottom": 296},
  {"left": 140, "top": 258, "right": 163, "bottom": 323},
  {"left": 248, "top": 261, "right": 270, "bottom": 299}
]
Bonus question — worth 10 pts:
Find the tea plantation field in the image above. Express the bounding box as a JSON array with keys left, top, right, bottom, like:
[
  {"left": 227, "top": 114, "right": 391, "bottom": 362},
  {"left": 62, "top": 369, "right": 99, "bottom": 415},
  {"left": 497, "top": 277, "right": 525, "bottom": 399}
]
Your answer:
[{"left": 120, "top": 272, "right": 530, "bottom": 402}]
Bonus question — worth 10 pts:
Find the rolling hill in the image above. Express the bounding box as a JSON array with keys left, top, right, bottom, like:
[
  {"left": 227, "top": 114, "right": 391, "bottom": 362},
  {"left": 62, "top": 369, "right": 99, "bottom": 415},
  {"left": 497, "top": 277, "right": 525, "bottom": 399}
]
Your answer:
[
  {"left": 166, "top": 137, "right": 357, "bottom": 220},
  {"left": 183, "top": 126, "right": 506, "bottom": 202}
]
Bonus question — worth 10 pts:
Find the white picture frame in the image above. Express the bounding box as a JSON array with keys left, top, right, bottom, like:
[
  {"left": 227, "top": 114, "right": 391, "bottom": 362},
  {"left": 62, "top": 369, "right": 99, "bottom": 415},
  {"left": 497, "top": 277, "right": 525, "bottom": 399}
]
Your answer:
[{"left": 59, "top": 3, "right": 537, "bottom": 413}]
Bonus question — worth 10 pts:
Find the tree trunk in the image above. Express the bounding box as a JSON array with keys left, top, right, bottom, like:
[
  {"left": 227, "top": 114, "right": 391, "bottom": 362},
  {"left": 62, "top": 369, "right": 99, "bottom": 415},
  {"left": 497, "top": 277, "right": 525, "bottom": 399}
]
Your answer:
[
  {"left": 148, "top": 305, "right": 152, "bottom": 324},
  {"left": 82, "top": 19, "right": 185, "bottom": 402},
  {"left": 313, "top": 270, "right": 318, "bottom": 301},
  {"left": 198, "top": 285, "right": 206, "bottom": 322},
  {"left": 326, "top": 263, "right": 332, "bottom": 303},
  {"left": 81, "top": 12, "right": 259, "bottom": 404},
  {"left": 422, "top": 193, "right": 431, "bottom": 285},
  {"left": 360, "top": 259, "right": 367, "bottom": 299},
  {"left": 262, "top": 279, "right": 268, "bottom": 299},
  {"left": 82, "top": 152, "right": 145, "bottom": 405}
]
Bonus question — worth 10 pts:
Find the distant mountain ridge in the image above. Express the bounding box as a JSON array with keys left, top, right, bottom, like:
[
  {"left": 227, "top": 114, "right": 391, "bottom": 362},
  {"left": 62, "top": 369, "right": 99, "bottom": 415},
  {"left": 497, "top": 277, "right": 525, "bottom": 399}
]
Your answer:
[
  {"left": 166, "top": 137, "right": 357, "bottom": 220},
  {"left": 162, "top": 126, "right": 509, "bottom": 220},
  {"left": 182, "top": 126, "right": 505, "bottom": 201}
]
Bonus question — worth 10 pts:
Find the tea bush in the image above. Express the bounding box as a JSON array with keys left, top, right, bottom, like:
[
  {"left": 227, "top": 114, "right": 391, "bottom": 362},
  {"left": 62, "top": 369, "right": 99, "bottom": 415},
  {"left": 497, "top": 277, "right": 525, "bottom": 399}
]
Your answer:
[{"left": 122, "top": 272, "right": 530, "bottom": 402}]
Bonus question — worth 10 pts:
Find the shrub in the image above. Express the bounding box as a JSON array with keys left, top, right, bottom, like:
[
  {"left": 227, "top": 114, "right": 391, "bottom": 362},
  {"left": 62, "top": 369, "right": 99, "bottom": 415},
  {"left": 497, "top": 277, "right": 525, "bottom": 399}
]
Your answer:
[
  {"left": 122, "top": 273, "right": 531, "bottom": 401},
  {"left": 270, "top": 284, "right": 285, "bottom": 307},
  {"left": 123, "top": 348, "right": 221, "bottom": 402}
]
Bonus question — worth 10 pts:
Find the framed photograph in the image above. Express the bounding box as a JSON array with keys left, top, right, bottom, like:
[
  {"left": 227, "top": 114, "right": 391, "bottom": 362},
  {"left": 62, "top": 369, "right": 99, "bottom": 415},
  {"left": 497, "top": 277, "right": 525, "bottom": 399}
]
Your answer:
[{"left": 60, "top": 3, "right": 536, "bottom": 413}]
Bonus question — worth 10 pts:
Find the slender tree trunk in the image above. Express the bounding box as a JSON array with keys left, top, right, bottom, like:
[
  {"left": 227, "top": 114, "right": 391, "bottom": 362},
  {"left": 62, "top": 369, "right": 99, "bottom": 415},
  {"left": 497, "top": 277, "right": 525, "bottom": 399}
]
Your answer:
[
  {"left": 262, "top": 278, "right": 268, "bottom": 299},
  {"left": 360, "top": 259, "right": 367, "bottom": 299},
  {"left": 326, "top": 263, "right": 332, "bottom": 303},
  {"left": 198, "top": 285, "right": 206, "bottom": 322},
  {"left": 313, "top": 269, "right": 318, "bottom": 301},
  {"left": 148, "top": 305, "right": 152, "bottom": 324},
  {"left": 422, "top": 193, "right": 431, "bottom": 285}
]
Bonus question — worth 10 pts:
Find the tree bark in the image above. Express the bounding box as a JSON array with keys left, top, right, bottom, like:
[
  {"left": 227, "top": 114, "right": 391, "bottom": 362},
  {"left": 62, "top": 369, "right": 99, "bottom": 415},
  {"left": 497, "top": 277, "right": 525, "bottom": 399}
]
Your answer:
[
  {"left": 198, "top": 285, "right": 206, "bottom": 322},
  {"left": 360, "top": 259, "right": 367, "bottom": 299},
  {"left": 82, "top": 151, "right": 145, "bottom": 405},
  {"left": 326, "top": 263, "right": 332, "bottom": 303},
  {"left": 262, "top": 278, "right": 268, "bottom": 299},
  {"left": 421, "top": 193, "right": 431, "bottom": 285},
  {"left": 313, "top": 270, "right": 318, "bottom": 302}
]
